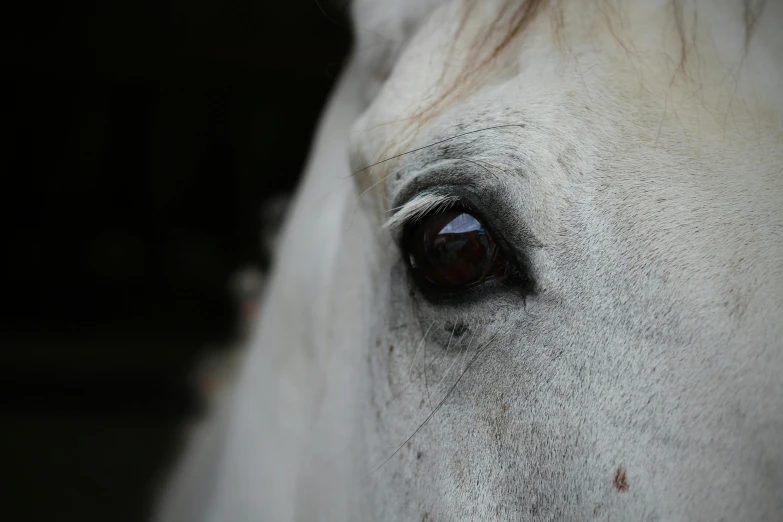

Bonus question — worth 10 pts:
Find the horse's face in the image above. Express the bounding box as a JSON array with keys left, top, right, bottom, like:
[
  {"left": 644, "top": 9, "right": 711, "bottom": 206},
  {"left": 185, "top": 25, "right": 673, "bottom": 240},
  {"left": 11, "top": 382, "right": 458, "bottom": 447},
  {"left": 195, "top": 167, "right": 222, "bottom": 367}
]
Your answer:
[
  {"left": 348, "top": 0, "right": 783, "bottom": 519},
  {"left": 154, "top": 2, "right": 783, "bottom": 520}
]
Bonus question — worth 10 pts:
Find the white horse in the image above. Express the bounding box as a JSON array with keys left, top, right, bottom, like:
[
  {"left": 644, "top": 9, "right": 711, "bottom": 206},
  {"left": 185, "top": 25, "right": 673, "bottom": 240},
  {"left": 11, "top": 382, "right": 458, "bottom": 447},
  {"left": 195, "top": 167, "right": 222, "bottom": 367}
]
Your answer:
[{"left": 155, "top": 1, "right": 783, "bottom": 520}]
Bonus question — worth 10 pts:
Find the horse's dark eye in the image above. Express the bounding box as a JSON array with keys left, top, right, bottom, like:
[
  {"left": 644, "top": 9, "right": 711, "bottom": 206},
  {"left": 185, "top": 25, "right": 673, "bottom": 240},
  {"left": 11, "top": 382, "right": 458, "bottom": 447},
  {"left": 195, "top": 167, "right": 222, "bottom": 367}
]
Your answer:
[{"left": 405, "top": 210, "right": 508, "bottom": 289}]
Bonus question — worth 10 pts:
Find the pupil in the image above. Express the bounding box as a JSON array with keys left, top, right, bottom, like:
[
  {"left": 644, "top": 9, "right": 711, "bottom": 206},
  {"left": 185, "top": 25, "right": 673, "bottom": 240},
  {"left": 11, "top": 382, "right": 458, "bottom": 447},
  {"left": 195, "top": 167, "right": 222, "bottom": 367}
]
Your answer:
[{"left": 409, "top": 211, "right": 496, "bottom": 288}]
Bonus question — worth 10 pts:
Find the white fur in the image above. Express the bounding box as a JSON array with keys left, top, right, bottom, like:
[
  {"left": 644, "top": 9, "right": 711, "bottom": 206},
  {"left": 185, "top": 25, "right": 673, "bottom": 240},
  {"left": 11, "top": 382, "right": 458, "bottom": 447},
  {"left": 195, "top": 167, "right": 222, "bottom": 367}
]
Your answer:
[
  {"left": 383, "top": 192, "right": 460, "bottom": 233},
  {"left": 154, "top": 1, "right": 783, "bottom": 520}
]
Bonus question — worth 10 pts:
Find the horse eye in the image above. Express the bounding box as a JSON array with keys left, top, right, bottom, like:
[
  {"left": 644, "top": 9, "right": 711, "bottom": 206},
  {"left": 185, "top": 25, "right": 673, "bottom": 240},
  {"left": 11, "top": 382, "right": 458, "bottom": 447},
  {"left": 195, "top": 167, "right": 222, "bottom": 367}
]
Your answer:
[{"left": 404, "top": 210, "right": 508, "bottom": 290}]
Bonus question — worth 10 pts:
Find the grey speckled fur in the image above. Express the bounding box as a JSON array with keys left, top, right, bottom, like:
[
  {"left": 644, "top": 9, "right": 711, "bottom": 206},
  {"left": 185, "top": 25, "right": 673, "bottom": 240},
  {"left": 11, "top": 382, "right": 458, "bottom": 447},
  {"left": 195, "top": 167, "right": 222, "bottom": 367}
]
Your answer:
[{"left": 154, "top": 1, "right": 783, "bottom": 520}]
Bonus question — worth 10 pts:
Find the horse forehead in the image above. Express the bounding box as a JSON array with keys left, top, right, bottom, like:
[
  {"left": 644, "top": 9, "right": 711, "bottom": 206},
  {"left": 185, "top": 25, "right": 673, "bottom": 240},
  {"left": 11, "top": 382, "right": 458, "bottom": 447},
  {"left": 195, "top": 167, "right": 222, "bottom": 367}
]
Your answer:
[{"left": 350, "top": 0, "right": 783, "bottom": 174}]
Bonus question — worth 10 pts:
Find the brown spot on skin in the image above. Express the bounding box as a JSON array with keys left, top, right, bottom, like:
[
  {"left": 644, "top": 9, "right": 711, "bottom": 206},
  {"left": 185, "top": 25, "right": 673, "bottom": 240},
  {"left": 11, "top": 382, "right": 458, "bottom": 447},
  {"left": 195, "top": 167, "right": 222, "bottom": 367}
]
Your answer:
[
  {"left": 613, "top": 466, "right": 629, "bottom": 492},
  {"left": 593, "top": 504, "right": 600, "bottom": 516},
  {"left": 407, "top": 441, "right": 412, "bottom": 450},
  {"left": 502, "top": 403, "right": 508, "bottom": 413},
  {"left": 389, "top": 344, "right": 394, "bottom": 353}
]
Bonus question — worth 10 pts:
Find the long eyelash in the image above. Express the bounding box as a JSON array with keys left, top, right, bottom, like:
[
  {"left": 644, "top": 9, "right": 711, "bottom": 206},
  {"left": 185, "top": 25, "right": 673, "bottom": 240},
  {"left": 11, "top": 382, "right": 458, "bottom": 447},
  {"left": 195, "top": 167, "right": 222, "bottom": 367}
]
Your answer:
[{"left": 383, "top": 192, "right": 460, "bottom": 233}]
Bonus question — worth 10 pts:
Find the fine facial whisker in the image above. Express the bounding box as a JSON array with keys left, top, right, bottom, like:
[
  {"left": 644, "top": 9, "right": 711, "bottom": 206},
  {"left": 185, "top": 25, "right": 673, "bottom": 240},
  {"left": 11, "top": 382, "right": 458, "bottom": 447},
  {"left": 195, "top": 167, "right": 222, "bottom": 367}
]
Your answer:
[
  {"left": 384, "top": 321, "right": 472, "bottom": 409},
  {"left": 453, "top": 157, "right": 502, "bottom": 181},
  {"left": 364, "top": 332, "right": 498, "bottom": 480},
  {"left": 349, "top": 124, "right": 525, "bottom": 178},
  {"left": 405, "top": 326, "right": 483, "bottom": 434},
  {"left": 407, "top": 321, "right": 434, "bottom": 384},
  {"left": 424, "top": 322, "right": 457, "bottom": 404},
  {"left": 384, "top": 325, "right": 476, "bottom": 447},
  {"left": 419, "top": 323, "right": 477, "bottom": 417}
]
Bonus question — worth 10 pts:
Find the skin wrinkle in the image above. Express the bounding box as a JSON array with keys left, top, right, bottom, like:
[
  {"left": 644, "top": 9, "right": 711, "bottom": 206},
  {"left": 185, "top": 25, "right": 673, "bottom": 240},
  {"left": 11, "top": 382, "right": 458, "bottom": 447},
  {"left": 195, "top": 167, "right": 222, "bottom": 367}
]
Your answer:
[{"left": 154, "top": 1, "right": 783, "bottom": 521}]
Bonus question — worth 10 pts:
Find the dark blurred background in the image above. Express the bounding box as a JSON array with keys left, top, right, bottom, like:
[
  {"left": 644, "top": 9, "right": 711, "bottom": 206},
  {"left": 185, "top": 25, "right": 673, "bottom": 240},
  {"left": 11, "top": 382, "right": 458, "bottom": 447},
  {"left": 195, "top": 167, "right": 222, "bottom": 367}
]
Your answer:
[{"left": 3, "top": 1, "right": 351, "bottom": 520}]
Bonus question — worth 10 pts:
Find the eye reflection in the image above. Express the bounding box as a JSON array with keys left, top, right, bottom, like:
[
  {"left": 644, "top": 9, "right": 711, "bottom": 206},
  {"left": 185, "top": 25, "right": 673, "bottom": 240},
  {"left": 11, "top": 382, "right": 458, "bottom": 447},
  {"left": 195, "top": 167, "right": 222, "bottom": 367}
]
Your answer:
[{"left": 405, "top": 210, "right": 508, "bottom": 289}]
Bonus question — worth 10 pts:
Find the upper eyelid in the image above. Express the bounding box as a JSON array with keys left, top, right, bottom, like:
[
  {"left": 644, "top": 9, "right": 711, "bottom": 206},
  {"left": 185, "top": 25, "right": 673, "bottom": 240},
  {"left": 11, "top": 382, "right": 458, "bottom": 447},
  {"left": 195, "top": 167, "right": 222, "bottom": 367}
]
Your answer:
[
  {"left": 385, "top": 157, "right": 541, "bottom": 249},
  {"left": 382, "top": 158, "right": 482, "bottom": 239},
  {"left": 385, "top": 157, "right": 502, "bottom": 240}
]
